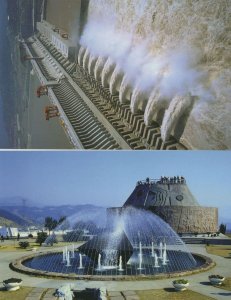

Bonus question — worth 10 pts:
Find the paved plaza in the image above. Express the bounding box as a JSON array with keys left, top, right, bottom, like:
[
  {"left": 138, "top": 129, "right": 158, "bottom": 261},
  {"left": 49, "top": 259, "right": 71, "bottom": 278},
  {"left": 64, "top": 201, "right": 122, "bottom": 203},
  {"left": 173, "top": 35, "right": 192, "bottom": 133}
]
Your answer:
[{"left": 0, "top": 241, "right": 231, "bottom": 299}]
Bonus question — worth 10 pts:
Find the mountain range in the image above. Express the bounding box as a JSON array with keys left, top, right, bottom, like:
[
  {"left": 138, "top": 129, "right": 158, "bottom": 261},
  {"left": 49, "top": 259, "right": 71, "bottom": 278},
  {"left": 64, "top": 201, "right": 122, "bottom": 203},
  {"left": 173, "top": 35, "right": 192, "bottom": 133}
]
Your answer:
[
  {"left": 0, "top": 197, "right": 101, "bottom": 227},
  {"left": 0, "top": 197, "right": 230, "bottom": 231}
]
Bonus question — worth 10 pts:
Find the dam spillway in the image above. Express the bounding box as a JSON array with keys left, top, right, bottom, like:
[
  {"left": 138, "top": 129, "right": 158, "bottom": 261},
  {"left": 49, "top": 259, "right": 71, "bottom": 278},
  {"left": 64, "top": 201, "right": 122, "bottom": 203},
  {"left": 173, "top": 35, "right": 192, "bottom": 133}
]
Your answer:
[
  {"left": 24, "top": 0, "right": 231, "bottom": 150},
  {"left": 24, "top": 33, "right": 185, "bottom": 150}
]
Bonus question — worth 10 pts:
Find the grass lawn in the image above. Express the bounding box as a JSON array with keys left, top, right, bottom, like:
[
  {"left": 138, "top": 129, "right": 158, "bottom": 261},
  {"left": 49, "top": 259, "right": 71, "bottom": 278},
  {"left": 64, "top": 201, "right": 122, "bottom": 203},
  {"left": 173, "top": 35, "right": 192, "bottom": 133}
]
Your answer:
[
  {"left": 205, "top": 244, "right": 231, "bottom": 291},
  {"left": 206, "top": 245, "right": 231, "bottom": 258},
  {"left": 136, "top": 289, "right": 215, "bottom": 300},
  {"left": 0, "top": 240, "right": 83, "bottom": 252},
  {"left": 0, "top": 287, "right": 33, "bottom": 300},
  {"left": 214, "top": 277, "right": 231, "bottom": 292},
  {"left": 0, "top": 241, "right": 41, "bottom": 252}
]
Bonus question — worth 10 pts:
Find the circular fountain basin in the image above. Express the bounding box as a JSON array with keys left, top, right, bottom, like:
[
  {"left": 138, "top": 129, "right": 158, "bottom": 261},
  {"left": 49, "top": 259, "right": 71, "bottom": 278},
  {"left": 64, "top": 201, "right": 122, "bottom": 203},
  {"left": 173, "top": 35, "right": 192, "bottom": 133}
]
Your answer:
[
  {"left": 11, "top": 250, "right": 214, "bottom": 281},
  {"left": 10, "top": 207, "right": 215, "bottom": 280}
]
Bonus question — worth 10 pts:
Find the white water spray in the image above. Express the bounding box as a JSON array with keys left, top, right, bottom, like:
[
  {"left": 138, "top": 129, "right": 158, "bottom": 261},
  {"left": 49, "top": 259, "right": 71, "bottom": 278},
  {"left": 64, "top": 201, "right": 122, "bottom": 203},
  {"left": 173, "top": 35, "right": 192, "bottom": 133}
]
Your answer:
[
  {"left": 101, "top": 58, "right": 116, "bottom": 87},
  {"left": 88, "top": 54, "right": 98, "bottom": 75},
  {"left": 78, "top": 46, "right": 85, "bottom": 66},
  {"left": 78, "top": 253, "right": 83, "bottom": 269},
  {"left": 118, "top": 256, "right": 124, "bottom": 271},
  {"left": 94, "top": 56, "right": 107, "bottom": 81},
  {"left": 151, "top": 242, "right": 155, "bottom": 257},
  {"left": 138, "top": 242, "right": 143, "bottom": 270},
  {"left": 97, "top": 253, "right": 102, "bottom": 271},
  {"left": 161, "top": 94, "right": 193, "bottom": 142},
  {"left": 110, "top": 66, "right": 123, "bottom": 95},
  {"left": 162, "top": 248, "right": 167, "bottom": 265},
  {"left": 144, "top": 90, "right": 170, "bottom": 126},
  {"left": 154, "top": 252, "right": 160, "bottom": 268},
  {"left": 130, "top": 88, "right": 146, "bottom": 114},
  {"left": 62, "top": 248, "right": 66, "bottom": 263},
  {"left": 119, "top": 75, "right": 131, "bottom": 103},
  {"left": 79, "top": 0, "right": 231, "bottom": 149},
  {"left": 66, "top": 251, "right": 71, "bottom": 267},
  {"left": 159, "top": 242, "right": 163, "bottom": 259}
]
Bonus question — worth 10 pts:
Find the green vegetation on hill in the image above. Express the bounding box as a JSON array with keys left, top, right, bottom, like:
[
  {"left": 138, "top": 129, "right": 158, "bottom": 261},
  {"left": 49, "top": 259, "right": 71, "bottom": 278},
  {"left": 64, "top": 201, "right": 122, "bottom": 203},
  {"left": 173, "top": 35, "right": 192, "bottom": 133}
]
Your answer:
[
  {"left": 0, "top": 217, "right": 18, "bottom": 227},
  {"left": 0, "top": 209, "right": 30, "bottom": 226}
]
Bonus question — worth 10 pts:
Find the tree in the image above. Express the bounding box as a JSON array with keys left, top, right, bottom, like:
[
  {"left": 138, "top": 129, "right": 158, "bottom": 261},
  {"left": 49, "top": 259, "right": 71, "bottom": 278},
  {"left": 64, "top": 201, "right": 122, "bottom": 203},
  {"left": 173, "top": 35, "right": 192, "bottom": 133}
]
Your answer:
[
  {"left": 219, "top": 223, "right": 226, "bottom": 234},
  {"left": 44, "top": 217, "right": 58, "bottom": 235},
  {"left": 36, "top": 232, "right": 48, "bottom": 246},
  {"left": 44, "top": 216, "right": 67, "bottom": 235}
]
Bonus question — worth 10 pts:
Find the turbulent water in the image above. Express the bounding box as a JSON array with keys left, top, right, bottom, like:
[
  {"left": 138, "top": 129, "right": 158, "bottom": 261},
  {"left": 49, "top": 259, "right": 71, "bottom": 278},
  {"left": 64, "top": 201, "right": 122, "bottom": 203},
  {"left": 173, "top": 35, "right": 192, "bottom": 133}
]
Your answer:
[{"left": 80, "top": 0, "right": 231, "bottom": 149}]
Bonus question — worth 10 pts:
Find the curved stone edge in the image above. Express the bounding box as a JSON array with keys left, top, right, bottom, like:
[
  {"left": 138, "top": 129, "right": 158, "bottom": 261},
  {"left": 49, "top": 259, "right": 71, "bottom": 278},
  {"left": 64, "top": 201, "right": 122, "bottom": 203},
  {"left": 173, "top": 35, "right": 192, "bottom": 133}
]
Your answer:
[{"left": 10, "top": 251, "right": 215, "bottom": 282}]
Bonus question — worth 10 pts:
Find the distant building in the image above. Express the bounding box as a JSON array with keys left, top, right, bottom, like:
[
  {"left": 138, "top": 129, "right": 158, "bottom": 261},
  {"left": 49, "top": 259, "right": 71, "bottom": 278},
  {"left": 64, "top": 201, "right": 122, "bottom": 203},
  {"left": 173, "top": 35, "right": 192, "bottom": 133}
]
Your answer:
[
  {"left": 108, "top": 176, "right": 218, "bottom": 234},
  {"left": 0, "top": 226, "right": 19, "bottom": 237}
]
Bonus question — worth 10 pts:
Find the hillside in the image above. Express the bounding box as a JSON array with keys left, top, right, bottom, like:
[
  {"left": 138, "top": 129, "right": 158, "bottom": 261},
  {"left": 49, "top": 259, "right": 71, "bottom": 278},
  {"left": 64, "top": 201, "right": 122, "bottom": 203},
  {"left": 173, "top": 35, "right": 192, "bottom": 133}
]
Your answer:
[
  {"left": 0, "top": 204, "right": 102, "bottom": 226},
  {"left": 0, "top": 217, "right": 18, "bottom": 227},
  {"left": 0, "top": 208, "right": 31, "bottom": 226}
]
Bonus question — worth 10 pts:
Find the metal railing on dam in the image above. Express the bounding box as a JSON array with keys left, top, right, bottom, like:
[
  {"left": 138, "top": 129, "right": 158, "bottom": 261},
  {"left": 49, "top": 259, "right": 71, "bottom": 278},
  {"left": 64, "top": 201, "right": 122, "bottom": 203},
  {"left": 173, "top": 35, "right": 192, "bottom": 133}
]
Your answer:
[{"left": 25, "top": 35, "right": 187, "bottom": 150}]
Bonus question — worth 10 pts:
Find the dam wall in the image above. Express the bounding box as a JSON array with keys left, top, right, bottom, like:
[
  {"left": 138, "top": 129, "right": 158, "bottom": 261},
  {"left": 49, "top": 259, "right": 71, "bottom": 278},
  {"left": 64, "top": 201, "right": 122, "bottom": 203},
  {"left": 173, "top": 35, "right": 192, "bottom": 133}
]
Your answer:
[
  {"left": 35, "top": 0, "right": 231, "bottom": 150},
  {"left": 78, "top": 0, "right": 231, "bottom": 149}
]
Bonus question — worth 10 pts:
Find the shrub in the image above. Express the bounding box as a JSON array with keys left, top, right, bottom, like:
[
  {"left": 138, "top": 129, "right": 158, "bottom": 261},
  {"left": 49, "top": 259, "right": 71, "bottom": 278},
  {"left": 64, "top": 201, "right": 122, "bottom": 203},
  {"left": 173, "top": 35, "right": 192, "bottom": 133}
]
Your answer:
[
  {"left": 36, "top": 232, "right": 48, "bottom": 246},
  {"left": 219, "top": 223, "right": 226, "bottom": 234},
  {"left": 173, "top": 279, "right": 189, "bottom": 284},
  {"left": 18, "top": 241, "right": 29, "bottom": 249},
  {"left": 28, "top": 234, "right": 33, "bottom": 238},
  {"left": 209, "top": 275, "right": 224, "bottom": 279},
  {"left": 3, "top": 278, "right": 22, "bottom": 284}
]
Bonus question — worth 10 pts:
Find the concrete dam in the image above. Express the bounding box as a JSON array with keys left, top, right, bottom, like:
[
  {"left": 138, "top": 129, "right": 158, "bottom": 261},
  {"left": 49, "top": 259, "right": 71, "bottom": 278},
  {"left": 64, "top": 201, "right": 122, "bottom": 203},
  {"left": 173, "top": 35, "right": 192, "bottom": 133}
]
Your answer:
[{"left": 25, "top": 0, "right": 231, "bottom": 149}]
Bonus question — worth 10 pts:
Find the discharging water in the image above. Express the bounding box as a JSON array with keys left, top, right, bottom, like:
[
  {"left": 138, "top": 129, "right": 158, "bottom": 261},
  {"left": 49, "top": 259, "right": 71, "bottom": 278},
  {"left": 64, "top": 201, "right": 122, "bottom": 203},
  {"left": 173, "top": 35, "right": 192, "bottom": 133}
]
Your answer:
[
  {"left": 79, "top": 0, "right": 231, "bottom": 149},
  {"left": 23, "top": 207, "right": 205, "bottom": 277}
]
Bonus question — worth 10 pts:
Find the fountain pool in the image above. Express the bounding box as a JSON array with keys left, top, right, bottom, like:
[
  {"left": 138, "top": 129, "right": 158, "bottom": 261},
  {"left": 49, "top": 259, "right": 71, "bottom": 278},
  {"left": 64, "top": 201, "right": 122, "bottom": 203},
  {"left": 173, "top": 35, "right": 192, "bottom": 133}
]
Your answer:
[{"left": 14, "top": 207, "right": 213, "bottom": 279}]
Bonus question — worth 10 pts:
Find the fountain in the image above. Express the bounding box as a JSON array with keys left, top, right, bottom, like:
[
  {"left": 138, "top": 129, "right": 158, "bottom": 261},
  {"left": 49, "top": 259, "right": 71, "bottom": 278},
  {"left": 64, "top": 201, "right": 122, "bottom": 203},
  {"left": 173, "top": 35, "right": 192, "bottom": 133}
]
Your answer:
[
  {"left": 159, "top": 242, "right": 163, "bottom": 259},
  {"left": 78, "top": 254, "right": 83, "bottom": 269},
  {"left": 62, "top": 248, "right": 66, "bottom": 263},
  {"left": 21, "top": 206, "right": 207, "bottom": 278},
  {"left": 137, "top": 242, "right": 143, "bottom": 270},
  {"left": 154, "top": 253, "right": 160, "bottom": 268},
  {"left": 96, "top": 254, "right": 102, "bottom": 271},
  {"left": 118, "top": 256, "right": 124, "bottom": 272},
  {"left": 151, "top": 242, "right": 155, "bottom": 257},
  {"left": 66, "top": 251, "right": 71, "bottom": 267},
  {"left": 162, "top": 248, "right": 167, "bottom": 266}
]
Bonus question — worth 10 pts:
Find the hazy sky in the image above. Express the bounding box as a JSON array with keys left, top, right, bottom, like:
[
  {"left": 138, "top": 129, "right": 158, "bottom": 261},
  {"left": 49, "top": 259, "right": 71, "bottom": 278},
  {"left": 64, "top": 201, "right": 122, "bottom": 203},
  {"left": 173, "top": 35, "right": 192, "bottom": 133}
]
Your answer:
[{"left": 0, "top": 151, "right": 230, "bottom": 222}]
